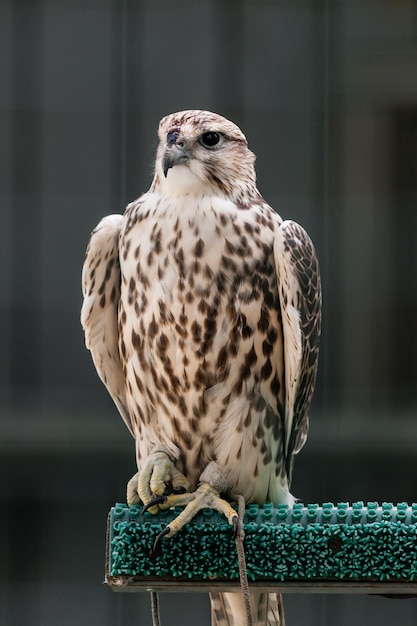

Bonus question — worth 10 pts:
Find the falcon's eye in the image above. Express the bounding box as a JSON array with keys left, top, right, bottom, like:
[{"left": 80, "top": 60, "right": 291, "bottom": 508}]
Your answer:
[
  {"left": 167, "top": 129, "right": 180, "bottom": 146},
  {"left": 200, "top": 132, "right": 221, "bottom": 148}
]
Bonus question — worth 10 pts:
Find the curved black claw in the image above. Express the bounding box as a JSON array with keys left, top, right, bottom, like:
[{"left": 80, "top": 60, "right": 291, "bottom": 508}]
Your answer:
[
  {"left": 143, "top": 484, "right": 187, "bottom": 514},
  {"left": 169, "top": 485, "right": 187, "bottom": 495},
  {"left": 143, "top": 495, "right": 167, "bottom": 513},
  {"left": 232, "top": 515, "right": 239, "bottom": 537},
  {"left": 150, "top": 526, "right": 171, "bottom": 559},
  {"left": 162, "top": 481, "right": 187, "bottom": 496}
]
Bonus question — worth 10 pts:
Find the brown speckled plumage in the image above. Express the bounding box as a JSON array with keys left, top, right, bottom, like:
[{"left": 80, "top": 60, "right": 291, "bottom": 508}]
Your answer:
[{"left": 81, "top": 110, "right": 322, "bottom": 626}]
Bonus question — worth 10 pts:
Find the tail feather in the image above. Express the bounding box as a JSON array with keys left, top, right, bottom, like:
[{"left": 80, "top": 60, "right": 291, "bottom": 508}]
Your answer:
[{"left": 210, "top": 592, "right": 285, "bottom": 626}]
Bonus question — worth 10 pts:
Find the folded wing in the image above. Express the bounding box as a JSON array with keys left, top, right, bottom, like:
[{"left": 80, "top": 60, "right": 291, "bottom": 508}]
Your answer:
[
  {"left": 81, "top": 214, "right": 133, "bottom": 437},
  {"left": 274, "top": 219, "right": 322, "bottom": 480}
]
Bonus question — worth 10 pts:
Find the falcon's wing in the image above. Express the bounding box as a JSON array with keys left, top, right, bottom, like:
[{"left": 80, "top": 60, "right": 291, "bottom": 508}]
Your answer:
[
  {"left": 274, "top": 219, "right": 321, "bottom": 479},
  {"left": 81, "top": 214, "right": 133, "bottom": 437}
]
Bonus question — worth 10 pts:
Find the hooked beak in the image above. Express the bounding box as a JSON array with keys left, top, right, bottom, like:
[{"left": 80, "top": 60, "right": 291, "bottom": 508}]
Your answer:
[{"left": 162, "top": 144, "right": 190, "bottom": 177}]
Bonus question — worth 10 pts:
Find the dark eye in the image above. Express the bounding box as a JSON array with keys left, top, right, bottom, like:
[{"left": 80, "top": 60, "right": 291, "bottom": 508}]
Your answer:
[
  {"left": 200, "top": 132, "right": 221, "bottom": 148},
  {"left": 167, "top": 128, "right": 180, "bottom": 146}
]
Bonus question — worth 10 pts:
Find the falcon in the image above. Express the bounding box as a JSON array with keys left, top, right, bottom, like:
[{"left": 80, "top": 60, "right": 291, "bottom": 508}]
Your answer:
[{"left": 81, "top": 110, "right": 321, "bottom": 625}]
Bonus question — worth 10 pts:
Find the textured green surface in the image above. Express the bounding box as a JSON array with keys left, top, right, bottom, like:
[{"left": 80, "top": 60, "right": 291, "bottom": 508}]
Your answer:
[{"left": 108, "top": 502, "right": 417, "bottom": 582}]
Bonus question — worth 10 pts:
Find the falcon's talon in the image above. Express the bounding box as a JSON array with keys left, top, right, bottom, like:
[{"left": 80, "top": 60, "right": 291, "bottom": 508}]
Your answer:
[
  {"left": 144, "top": 481, "right": 239, "bottom": 543},
  {"left": 150, "top": 526, "right": 171, "bottom": 559},
  {"left": 131, "top": 451, "right": 190, "bottom": 513},
  {"left": 143, "top": 495, "right": 167, "bottom": 513},
  {"left": 161, "top": 482, "right": 187, "bottom": 497},
  {"left": 170, "top": 485, "right": 187, "bottom": 495}
]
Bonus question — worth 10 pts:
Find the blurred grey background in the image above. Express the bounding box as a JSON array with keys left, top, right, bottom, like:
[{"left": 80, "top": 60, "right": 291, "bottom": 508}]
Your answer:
[{"left": 1, "top": 1, "right": 417, "bottom": 625}]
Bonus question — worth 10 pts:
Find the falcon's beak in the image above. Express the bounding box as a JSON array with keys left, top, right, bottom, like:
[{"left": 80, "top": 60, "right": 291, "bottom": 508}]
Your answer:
[{"left": 163, "top": 144, "right": 190, "bottom": 178}]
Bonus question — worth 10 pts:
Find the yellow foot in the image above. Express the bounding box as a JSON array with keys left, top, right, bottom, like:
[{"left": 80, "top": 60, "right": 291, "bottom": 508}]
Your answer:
[
  {"left": 150, "top": 462, "right": 238, "bottom": 556},
  {"left": 126, "top": 449, "right": 190, "bottom": 513}
]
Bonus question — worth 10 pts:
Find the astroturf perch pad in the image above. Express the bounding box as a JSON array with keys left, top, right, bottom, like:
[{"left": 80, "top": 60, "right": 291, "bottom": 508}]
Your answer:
[{"left": 106, "top": 502, "right": 417, "bottom": 594}]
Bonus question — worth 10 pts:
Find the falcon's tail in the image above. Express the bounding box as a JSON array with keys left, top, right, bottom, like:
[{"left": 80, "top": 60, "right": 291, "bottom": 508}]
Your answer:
[{"left": 210, "top": 592, "right": 285, "bottom": 626}]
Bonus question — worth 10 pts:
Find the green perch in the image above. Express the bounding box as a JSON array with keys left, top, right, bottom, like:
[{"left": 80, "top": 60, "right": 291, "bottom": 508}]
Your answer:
[{"left": 106, "top": 502, "right": 417, "bottom": 592}]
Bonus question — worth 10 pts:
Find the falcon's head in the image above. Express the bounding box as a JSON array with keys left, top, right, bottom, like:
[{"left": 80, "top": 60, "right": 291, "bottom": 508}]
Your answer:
[{"left": 152, "top": 110, "right": 258, "bottom": 202}]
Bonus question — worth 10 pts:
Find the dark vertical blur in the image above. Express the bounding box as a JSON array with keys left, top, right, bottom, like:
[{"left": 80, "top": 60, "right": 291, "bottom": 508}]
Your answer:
[
  {"left": 9, "top": 1, "right": 43, "bottom": 405},
  {"left": 1, "top": 1, "right": 417, "bottom": 624}
]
